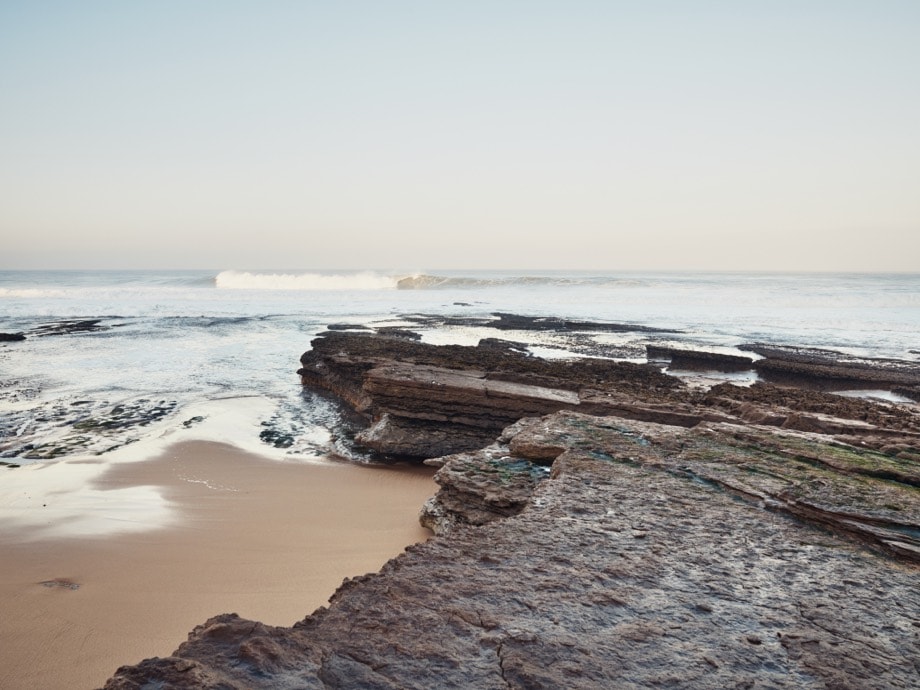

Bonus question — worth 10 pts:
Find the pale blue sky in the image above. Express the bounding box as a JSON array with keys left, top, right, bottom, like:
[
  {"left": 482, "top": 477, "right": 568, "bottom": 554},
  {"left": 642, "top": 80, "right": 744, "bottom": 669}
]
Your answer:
[{"left": 1, "top": 1, "right": 918, "bottom": 270}]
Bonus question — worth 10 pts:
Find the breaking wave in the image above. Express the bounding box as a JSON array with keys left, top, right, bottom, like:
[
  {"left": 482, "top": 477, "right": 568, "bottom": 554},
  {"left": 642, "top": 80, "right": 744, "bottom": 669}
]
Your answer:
[
  {"left": 214, "top": 271, "right": 636, "bottom": 291},
  {"left": 215, "top": 271, "right": 401, "bottom": 291},
  {"left": 0, "top": 288, "right": 69, "bottom": 298}
]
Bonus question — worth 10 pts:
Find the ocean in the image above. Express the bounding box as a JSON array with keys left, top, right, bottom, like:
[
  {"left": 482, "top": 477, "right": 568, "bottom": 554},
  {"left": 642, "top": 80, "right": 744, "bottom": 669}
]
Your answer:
[{"left": 1, "top": 269, "right": 918, "bottom": 466}]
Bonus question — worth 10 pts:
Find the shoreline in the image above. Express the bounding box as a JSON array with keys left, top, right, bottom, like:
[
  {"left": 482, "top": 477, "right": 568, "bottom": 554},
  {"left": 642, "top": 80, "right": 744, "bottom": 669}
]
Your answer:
[
  {"left": 102, "top": 330, "right": 920, "bottom": 688},
  {"left": 0, "top": 441, "right": 436, "bottom": 690}
]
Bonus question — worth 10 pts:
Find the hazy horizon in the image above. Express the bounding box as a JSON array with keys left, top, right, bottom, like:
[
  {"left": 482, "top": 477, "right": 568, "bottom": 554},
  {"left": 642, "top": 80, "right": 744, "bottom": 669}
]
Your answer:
[
  {"left": 2, "top": 2, "right": 918, "bottom": 272},
  {"left": 1, "top": 266, "right": 919, "bottom": 276}
]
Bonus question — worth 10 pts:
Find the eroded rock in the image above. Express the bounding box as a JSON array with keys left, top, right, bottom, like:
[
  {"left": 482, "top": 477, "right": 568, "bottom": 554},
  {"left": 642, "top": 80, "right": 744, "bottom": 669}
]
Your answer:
[
  {"left": 104, "top": 412, "right": 920, "bottom": 689},
  {"left": 297, "top": 331, "right": 684, "bottom": 458},
  {"left": 103, "top": 329, "right": 920, "bottom": 688}
]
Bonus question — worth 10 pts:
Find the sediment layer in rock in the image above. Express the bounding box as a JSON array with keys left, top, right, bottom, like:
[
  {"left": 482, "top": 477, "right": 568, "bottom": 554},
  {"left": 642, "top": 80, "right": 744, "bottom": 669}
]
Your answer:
[
  {"left": 740, "top": 343, "right": 920, "bottom": 390},
  {"left": 647, "top": 345, "right": 754, "bottom": 372},
  {"left": 103, "top": 327, "right": 920, "bottom": 688},
  {"left": 297, "top": 331, "right": 684, "bottom": 458},
  {"left": 104, "top": 412, "right": 920, "bottom": 689},
  {"left": 298, "top": 331, "right": 920, "bottom": 460}
]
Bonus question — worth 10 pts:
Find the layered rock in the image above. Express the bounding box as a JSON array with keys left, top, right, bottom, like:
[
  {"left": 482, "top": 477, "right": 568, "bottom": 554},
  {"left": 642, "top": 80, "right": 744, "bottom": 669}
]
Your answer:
[
  {"left": 647, "top": 345, "right": 754, "bottom": 372},
  {"left": 703, "top": 381, "right": 920, "bottom": 457},
  {"left": 104, "top": 412, "right": 919, "bottom": 689},
  {"left": 103, "top": 329, "right": 920, "bottom": 689},
  {"left": 297, "top": 331, "right": 685, "bottom": 458},
  {"left": 298, "top": 331, "right": 920, "bottom": 461},
  {"left": 740, "top": 343, "right": 920, "bottom": 393}
]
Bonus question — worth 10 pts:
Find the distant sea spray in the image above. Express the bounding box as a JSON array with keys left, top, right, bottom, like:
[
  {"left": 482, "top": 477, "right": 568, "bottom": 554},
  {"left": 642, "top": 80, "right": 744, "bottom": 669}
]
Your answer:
[
  {"left": 215, "top": 270, "right": 402, "bottom": 291},
  {"left": 213, "top": 270, "right": 630, "bottom": 291}
]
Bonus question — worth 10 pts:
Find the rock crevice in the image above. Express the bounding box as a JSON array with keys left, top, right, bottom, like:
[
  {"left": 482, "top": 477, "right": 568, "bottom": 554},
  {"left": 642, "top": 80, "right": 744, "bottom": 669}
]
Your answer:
[{"left": 104, "top": 330, "right": 920, "bottom": 689}]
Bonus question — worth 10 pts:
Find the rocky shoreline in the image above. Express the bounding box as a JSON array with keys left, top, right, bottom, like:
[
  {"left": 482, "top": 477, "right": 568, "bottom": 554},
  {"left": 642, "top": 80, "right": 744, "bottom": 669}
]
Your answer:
[{"left": 104, "top": 319, "right": 919, "bottom": 688}]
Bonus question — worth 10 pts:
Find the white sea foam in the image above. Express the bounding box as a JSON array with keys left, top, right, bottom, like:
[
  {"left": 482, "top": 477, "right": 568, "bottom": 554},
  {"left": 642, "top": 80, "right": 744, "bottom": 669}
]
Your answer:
[
  {"left": 0, "top": 288, "right": 68, "bottom": 298},
  {"left": 212, "top": 270, "right": 629, "bottom": 291},
  {"left": 0, "top": 459, "right": 175, "bottom": 539},
  {"left": 1, "top": 268, "right": 918, "bottom": 478},
  {"left": 215, "top": 270, "right": 402, "bottom": 291}
]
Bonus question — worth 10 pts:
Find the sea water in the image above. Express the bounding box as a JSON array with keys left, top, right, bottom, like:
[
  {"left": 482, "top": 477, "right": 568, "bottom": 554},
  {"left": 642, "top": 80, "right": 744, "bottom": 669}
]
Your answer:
[{"left": 1, "top": 269, "right": 918, "bottom": 466}]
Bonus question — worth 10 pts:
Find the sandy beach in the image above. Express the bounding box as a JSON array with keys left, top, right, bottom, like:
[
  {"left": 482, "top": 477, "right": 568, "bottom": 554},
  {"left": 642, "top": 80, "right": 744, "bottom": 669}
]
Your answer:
[{"left": 0, "top": 441, "right": 437, "bottom": 690}]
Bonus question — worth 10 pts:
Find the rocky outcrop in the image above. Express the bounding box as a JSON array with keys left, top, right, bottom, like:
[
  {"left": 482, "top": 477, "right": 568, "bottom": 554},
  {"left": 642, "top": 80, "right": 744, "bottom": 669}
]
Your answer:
[
  {"left": 396, "top": 311, "right": 681, "bottom": 334},
  {"left": 297, "top": 331, "right": 685, "bottom": 458},
  {"left": 740, "top": 343, "right": 920, "bottom": 391},
  {"left": 423, "top": 412, "right": 920, "bottom": 559},
  {"left": 647, "top": 345, "right": 754, "bottom": 372},
  {"left": 104, "top": 411, "right": 919, "bottom": 689},
  {"left": 703, "top": 381, "right": 920, "bottom": 458},
  {"left": 298, "top": 331, "right": 920, "bottom": 461},
  {"left": 103, "top": 328, "right": 920, "bottom": 688}
]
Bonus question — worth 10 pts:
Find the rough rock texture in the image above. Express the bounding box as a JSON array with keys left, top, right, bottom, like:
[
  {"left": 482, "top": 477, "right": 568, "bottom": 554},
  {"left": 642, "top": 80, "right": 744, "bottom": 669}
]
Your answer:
[
  {"left": 1, "top": 320, "right": 112, "bottom": 342},
  {"left": 298, "top": 331, "right": 920, "bottom": 461},
  {"left": 647, "top": 345, "right": 754, "bottom": 372},
  {"left": 105, "top": 412, "right": 919, "bottom": 689},
  {"left": 703, "top": 382, "right": 920, "bottom": 458},
  {"left": 740, "top": 343, "right": 920, "bottom": 391},
  {"left": 104, "top": 330, "right": 920, "bottom": 689},
  {"left": 423, "top": 412, "right": 920, "bottom": 561},
  {"left": 399, "top": 311, "right": 681, "bottom": 334},
  {"left": 297, "top": 331, "right": 684, "bottom": 458}
]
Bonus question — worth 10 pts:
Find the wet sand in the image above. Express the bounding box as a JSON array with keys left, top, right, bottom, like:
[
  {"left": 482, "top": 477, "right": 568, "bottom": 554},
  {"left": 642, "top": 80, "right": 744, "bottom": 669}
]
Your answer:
[{"left": 0, "top": 441, "right": 437, "bottom": 690}]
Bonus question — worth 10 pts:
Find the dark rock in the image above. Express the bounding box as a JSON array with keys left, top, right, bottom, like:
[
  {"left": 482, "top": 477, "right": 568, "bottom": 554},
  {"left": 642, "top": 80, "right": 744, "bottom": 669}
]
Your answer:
[
  {"left": 398, "top": 311, "right": 682, "bottom": 335},
  {"left": 297, "top": 331, "right": 685, "bottom": 459},
  {"left": 325, "top": 323, "right": 371, "bottom": 331},
  {"left": 298, "top": 332, "right": 920, "bottom": 461},
  {"left": 420, "top": 445, "right": 550, "bottom": 534},
  {"left": 374, "top": 327, "right": 422, "bottom": 340},
  {"left": 892, "top": 384, "right": 920, "bottom": 402},
  {"left": 740, "top": 343, "right": 920, "bottom": 389},
  {"left": 647, "top": 345, "right": 754, "bottom": 372},
  {"left": 486, "top": 312, "right": 679, "bottom": 334},
  {"left": 30, "top": 319, "right": 109, "bottom": 337},
  {"left": 703, "top": 382, "right": 920, "bottom": 450},
  {"left": 355, "top": 413, "right": 497, "bottom": 458},
  {"left": 0, "top": 332, "right": 26, "bottom": 342},
  {"left": 476, "top": 337, "right": 531, "bottom": 355},
  {"left": 103, "top": 412, "right": 920, "bottom": 689}
]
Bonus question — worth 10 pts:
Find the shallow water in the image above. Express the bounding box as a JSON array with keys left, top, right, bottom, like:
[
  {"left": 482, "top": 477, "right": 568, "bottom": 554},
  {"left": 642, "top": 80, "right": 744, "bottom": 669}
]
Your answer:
[{"left": 1, "top": 269, "right": 917, "bottom": 464}]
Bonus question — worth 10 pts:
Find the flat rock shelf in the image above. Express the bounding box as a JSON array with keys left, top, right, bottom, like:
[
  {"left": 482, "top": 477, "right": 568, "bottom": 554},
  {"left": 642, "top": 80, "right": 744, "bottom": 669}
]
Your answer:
[{"left": 104, "top": 330, "right": 920, "bottom": 689}]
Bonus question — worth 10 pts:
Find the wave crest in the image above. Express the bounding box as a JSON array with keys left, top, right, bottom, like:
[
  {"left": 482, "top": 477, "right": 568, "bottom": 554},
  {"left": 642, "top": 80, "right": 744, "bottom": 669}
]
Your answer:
[
  {"left": 213, "top": 271, "right": 643, "bottom": 291},
  {"left": 215, "top": 271, "right": 401, "bottom": 291},
  {"left": 0, "top": 288, "right": 68, "bottom": 298}
]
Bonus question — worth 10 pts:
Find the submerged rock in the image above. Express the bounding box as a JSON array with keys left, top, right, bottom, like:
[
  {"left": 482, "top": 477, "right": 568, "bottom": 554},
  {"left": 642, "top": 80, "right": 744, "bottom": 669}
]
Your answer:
[{"left": 30, "top": 319, "right": 111, "bottom": 337}]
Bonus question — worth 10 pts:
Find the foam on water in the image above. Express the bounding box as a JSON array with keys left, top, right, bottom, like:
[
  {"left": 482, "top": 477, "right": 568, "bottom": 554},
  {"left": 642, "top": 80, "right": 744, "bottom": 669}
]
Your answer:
[
  {"left": 2, "top": 268, "right": 918, "bottom": 469},
  {"left": 0, "top": 395, "right": 337, "bottom": 538},
  {"left": 1, "top": 268, "right": 918, "bottom": 538},
  {"left": 215, "top": 270, "right": 403, "bottom": 291},
  {"left": 0, "top": 459, "right": 175, "bottom": 540}
]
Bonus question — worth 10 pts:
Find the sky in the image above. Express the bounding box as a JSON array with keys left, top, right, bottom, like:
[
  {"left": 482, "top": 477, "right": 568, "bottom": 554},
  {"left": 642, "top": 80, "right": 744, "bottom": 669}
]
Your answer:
[{"left": 1, "top": 1, "right": 918, "bottom": 271}]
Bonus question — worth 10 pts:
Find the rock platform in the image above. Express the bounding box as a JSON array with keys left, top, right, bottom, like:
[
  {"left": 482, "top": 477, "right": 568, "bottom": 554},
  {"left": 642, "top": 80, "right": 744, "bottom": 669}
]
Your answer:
[{"left": 103, "top": 328, "right": 920, "bottom": 689}]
